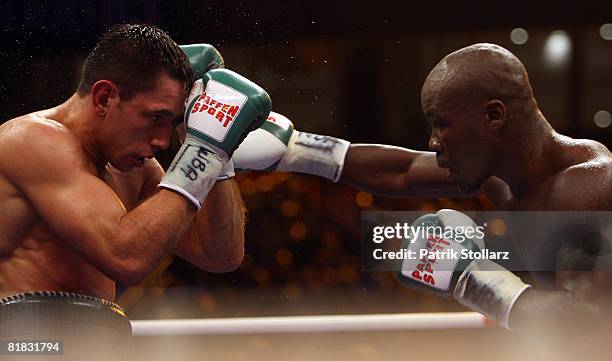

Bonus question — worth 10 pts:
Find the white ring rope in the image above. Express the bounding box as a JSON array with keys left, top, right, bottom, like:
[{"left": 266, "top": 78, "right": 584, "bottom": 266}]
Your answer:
[{"left": 131, "top": 312, "right": 487, "bottom": 336}]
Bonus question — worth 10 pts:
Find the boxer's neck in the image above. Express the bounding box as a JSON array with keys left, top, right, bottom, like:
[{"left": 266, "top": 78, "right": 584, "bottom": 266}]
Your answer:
[
  {"left": 54, "top": 93, "right": 108, "bottom": 172},
  {"left": 495, "top": 113, "right": 560, "bottom": 199}
]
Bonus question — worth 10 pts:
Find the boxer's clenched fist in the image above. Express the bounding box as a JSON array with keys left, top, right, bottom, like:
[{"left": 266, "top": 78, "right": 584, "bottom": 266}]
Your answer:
[
  {"left": 178, "top": 44, "right": 350, "bottom": 182},
  {"left": 233, "top": 111, "right": 350, "bottom": 182},
  {"left": 159, "top": 69, "right": 271, "bottom": 208},
  {"left": 396, "top": 209, "right": 531, "bottom": 329},
  {"left": 180, "top": 43, "right": 225, "bottom": 80}
]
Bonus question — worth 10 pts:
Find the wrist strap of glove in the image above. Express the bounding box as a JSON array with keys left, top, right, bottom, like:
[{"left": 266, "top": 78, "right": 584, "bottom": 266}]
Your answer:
[
  {"left": 276, "top": 131, "right": 350, "bottom": 182},
  {"left": 453, "top": 259, "right": 531, "bottom": 330},
  {"left": 159, "top": 139, "right": 227, "bottom": 208},
  {"left": 218, "top": 160, "right": 235, "bottom": 180}
]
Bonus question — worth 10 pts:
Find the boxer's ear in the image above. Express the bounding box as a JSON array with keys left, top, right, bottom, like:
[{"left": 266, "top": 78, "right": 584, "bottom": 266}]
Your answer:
[
  {"left": 485, "top": 99, "right": 506, "bottom": 132},
  {"left": 91, "top": 80, "right": 118, "bottom": 116}
]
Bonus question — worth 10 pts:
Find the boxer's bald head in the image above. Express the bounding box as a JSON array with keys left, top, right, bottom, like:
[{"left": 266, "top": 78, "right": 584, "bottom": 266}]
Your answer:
[
  {"left": 422, "top": 43, "right": 536, "bottom": 113},
  {"left": 421, "top": 43, "right": 543, "bottom": 192}
]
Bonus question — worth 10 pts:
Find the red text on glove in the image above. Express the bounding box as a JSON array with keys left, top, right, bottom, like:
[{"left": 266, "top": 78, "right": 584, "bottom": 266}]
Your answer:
[
  {"left": 411, "top": 237, "right": 450, "bottom": 285},
  {"left": 191, "top": 90, "right": 240, "bottom": 127}
]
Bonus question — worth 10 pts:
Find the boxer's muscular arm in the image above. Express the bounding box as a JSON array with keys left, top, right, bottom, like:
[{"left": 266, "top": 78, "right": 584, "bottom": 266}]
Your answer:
[
  {"left": 140, "top": 159, "right": 246, "bottom": 273},
  {"left": 509, "top": 164, "right": 612, "bottom": 331},
  {"left": 175, "top": 180, "right": 245, "bottom": 272},
  {"left": 341, "top": 145, "right": 460, "bottom": 197},
  {"left": 510, "top": 272, "right": 612, "bottom": 331},
  {"left": 0, "top": 119, "right": 195, "bottom": 286},
  {"left": 341, "top": 144, "right": 510, "bottom": 201},
  {"left": 509, "top": 258, "right": 612, "bottom": 331}
]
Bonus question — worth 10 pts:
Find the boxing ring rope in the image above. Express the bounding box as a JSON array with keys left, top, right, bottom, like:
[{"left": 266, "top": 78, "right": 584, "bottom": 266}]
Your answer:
[{"left": 131, "top": 312, "right": 487, "bottom": 336}]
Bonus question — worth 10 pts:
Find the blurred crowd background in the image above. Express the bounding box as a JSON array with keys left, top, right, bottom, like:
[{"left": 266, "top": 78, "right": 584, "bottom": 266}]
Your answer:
[{"left": 1, "top": 1, "right": 611, "bottom": 320}]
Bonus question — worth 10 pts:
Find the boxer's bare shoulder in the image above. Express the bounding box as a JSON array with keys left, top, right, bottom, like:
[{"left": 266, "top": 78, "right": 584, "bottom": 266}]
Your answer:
[
  {"left": 520, "top": 138, "right": 612, "bottom": 210},
  {"left": 548, "top": 139, "right": 611, "bottom": 210},
  {"left": 0, "top": 113, "right": 88, "bottom": 245},
  {"left": 550, "top": 141, "right": 612, "bottom": 297},
  {"left": 0, "top": 114, "right": 150, "bottom": 300},
  {"left": 1, "top": 112, "right": 73, "bottom": 137},
  {"left": 0, "top": 114, "right": 91, "bottom": 175}
]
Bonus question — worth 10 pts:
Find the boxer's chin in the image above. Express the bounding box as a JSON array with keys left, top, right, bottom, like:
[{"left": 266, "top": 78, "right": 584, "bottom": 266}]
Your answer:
[{"left": 456, "top": 177, "right": 482, "bottom": 194}]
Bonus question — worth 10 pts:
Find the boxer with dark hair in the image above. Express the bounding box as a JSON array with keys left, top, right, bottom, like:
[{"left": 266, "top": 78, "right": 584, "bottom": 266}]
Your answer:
[
  {"left": 0, "top": 24, "right": 271, "bottom": 360},
  {"left": 77, "top": 24, "right": 194, "bottom": 100}
]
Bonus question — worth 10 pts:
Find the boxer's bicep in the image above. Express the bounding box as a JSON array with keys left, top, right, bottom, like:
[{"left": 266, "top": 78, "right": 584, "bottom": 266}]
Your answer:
[
  {"left": 27, "top": 168, "right": 127, "bottom": 245},
  {"left": 509, "top": 285, "right": 602, "bottom": 330},
  {"left": 3, "top": 124, "right": 127, "bottom": 260},
  {"left": 555, "top": 220, "right": 612, "bottom": 300},
  {"left": 556, "top": 270, "right": 612, "bottom": 299}
]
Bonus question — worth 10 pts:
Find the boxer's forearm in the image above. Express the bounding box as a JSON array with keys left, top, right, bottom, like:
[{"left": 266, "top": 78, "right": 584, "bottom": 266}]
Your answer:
[
  {"left": 198, "top": 179, "right": 246, "bottom": 271},
  {"left": 340, "top": 145, "right": 462, "bottom": 197},
  {"left": 509, "top": 288, "right": 604, "bottom": 331},
  {"left": 174, "top": 179, "right": 246, "bottom": 273},
  {"left": 107, "top": 189, "right": 196, "bottom": 285}
]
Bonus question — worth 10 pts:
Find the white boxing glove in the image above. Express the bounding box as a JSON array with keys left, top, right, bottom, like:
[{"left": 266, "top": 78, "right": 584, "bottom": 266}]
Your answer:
[{"left": 232, "top": 111, "right": 350, "bottom": 182}]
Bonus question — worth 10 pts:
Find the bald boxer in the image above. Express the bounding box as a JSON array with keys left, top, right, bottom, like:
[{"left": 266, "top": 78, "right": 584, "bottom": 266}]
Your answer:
[
  {"left": 228, "top": 43, "right": 612, "bottom": 331},
  {"left": 0, "top": 24, "right": 270, "bottom": 360},
  {"left": 343, "top": 44, "right": 612, "bottom": 331}
]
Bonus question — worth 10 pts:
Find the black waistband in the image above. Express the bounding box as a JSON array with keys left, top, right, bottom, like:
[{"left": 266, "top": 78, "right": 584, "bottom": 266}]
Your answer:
[
  {"left": 0, "top": 291, "right": 133, "bottom": 360},
  {"left": 0, "top": 291, "right": 132, "bottom": 336},
  {"left": 0, "top": 291, "right": 126, "bottom": 316}
]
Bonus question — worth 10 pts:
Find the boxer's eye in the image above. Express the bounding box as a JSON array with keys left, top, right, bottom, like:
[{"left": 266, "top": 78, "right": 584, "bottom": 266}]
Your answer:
[
  {"left": 433, "top": 122, "right": 446, "bottom": 130},
  {"left": 146, "top": 109, "right": 174, "bottom": 123}
]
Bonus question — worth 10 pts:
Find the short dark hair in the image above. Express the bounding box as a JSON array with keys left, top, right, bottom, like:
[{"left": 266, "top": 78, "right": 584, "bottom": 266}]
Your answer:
[{"left": 77, "top": 24, "right": 194, "bottom": 99}]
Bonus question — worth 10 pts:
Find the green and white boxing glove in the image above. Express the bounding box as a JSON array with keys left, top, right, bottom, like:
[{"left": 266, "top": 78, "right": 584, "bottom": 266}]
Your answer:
[
  {"left": 180, "top": 43, "right": 225, "bottom": 79},
  {"left": 159, "top": 68, "right": 271, "bottom": 208},
  {"left": 396, "top": 209, "right": 531, "bottom": 329},
  {"left": 233, "top": 111, "right": 350, "bottom": 182},
  {"left": 180, "top": 43, "right": 237, "bottom": 180},
  {"left": 179, "top": 44, "right": 349, "bottom": 181}
]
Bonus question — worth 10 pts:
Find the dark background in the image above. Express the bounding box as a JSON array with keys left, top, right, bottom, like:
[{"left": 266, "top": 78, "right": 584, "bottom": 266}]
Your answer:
[{"left": 1, "top": 1, "right": 611, "bottom": 320}]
